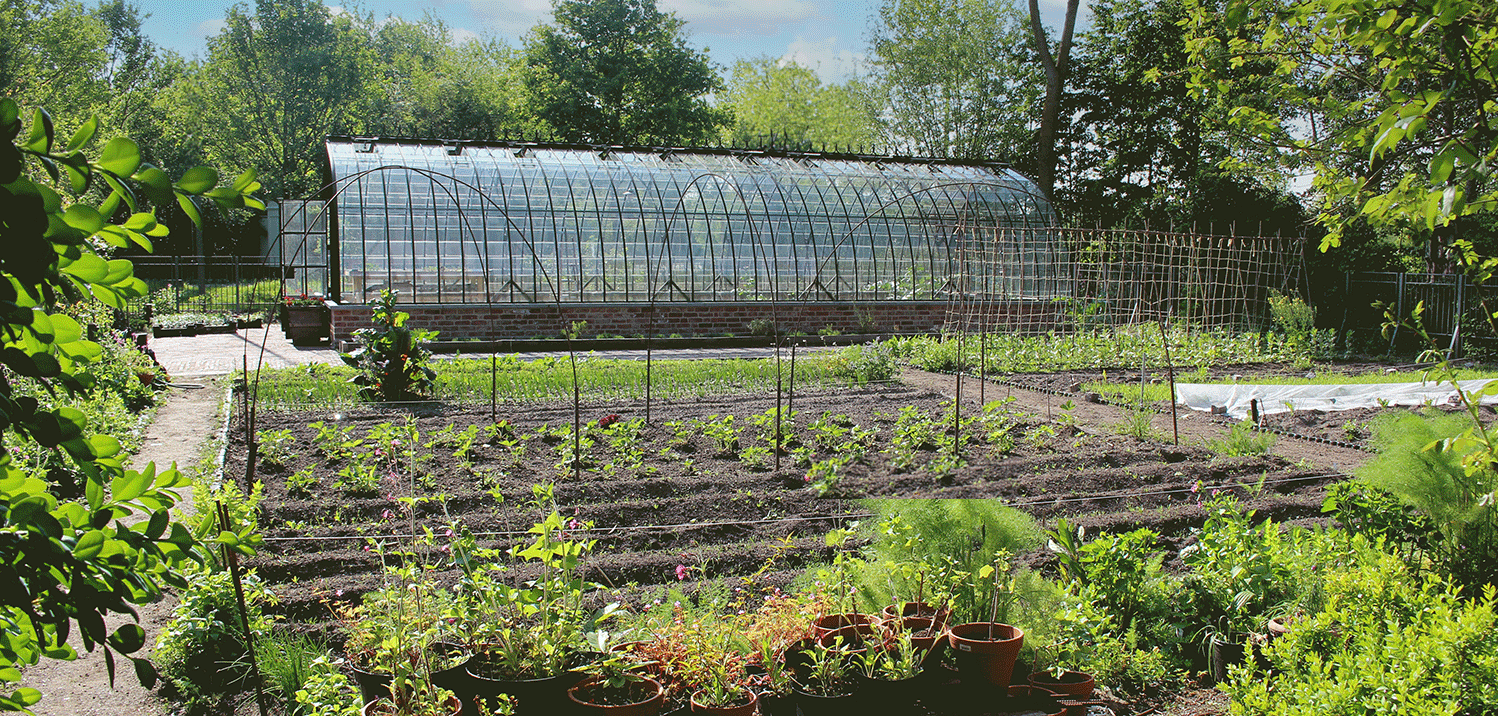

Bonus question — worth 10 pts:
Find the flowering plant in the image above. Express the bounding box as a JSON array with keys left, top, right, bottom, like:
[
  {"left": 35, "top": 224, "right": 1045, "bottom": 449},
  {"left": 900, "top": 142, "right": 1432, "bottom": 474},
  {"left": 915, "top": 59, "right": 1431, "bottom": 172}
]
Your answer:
[{"left": 283, "top": 294, "right": 325, "bottom": 307}]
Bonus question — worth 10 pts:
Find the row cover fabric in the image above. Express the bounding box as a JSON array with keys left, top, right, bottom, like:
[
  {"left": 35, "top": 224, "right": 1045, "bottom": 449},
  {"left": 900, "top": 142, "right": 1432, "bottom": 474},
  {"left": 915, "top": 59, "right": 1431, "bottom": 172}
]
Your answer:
[{"left": 1175, "top": 380, "right": 1498, "bottom": 420}]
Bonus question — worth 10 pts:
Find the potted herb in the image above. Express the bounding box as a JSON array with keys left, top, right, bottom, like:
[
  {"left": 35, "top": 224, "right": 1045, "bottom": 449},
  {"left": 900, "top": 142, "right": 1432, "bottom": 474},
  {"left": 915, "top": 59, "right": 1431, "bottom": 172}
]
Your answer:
[
  {"left": 790, "top": 638, "right": 857, "bottom": 716},
  {"left": 363, "top": 651, "right": 464, "bottom": 716},
  {"left": 687, "top": 659, "right": 757, "bottom": 716},
  {"left": 854, "top": 629, "right": 926, "bottom": 714},
  {"left": 811, "top": 528, "right": 878, "bottom": 638},
  {"left": 946, "top": 551, "right": 1025, "bottom": 687},
  {"left": 566, "top": 653, "right": 665, "bottom": 716}
]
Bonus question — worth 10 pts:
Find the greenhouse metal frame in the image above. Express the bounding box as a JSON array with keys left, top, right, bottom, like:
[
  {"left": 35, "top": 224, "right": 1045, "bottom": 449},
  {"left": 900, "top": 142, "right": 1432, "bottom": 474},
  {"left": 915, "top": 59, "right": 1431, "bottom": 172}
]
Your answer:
[{"left": 285, "top": 138, "right": 1062, "bottom": 307}]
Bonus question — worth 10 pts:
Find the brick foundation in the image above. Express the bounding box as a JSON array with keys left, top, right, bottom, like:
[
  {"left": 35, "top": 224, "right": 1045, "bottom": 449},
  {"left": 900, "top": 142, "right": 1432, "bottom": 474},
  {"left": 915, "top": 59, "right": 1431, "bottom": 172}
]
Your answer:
[{"left": 328, "top": 301, "right": 1063, "bottom": 343}]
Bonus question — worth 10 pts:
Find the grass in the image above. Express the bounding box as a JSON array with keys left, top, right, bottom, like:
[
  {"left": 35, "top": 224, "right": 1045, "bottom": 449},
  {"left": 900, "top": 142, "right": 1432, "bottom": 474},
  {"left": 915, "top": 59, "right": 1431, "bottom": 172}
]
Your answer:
[
  {"left": 1206, "top": 420, "right": 1276, "bottom": 456},
  {"left": 248, "top": 351, "right": 892, "bottom": 409},
  {"left": 1084, "top": 367, "right": 1498, "bottom": 404},
  {"left": 887, "top": 325, "right": 1309, "bottom": 374}
]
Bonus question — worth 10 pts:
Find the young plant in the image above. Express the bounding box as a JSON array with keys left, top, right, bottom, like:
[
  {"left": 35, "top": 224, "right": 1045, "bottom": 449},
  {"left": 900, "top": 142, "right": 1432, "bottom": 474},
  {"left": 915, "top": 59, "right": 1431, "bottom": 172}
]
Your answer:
[
  {"left": 340, "top": 289, "right": 439, "bottom": 402},
  {"left": 286, "top": 466, "right": 318, "bottom": 496},
  {"left": 255, "top": 428, "right": 297, "bottom": 468}
]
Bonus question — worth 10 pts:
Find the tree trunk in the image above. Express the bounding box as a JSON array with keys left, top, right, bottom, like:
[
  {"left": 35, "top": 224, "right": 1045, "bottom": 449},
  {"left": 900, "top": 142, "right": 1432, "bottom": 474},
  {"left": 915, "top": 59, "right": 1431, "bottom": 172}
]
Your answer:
[{"left": 1028, "top": 0, "right": 1081, "bottom": 203}]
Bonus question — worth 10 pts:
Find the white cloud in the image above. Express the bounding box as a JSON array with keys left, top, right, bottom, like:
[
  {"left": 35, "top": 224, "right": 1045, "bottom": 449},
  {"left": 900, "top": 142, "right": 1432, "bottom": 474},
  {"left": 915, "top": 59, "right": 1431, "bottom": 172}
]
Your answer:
[
  {"left": 781, "top": 36, "right": 865, "bottom": 83},
  {"left": 462, "top": 0, "right": 554, "bottom": 35},
  {"left": 449, "top": 26, "right": 481, "bottom": 44},
  {"left": 193, "top": 18, "right": 225, "bottom": 39},
  {"left": 660, "top": 0, "right": 818, "bottom": 36}
]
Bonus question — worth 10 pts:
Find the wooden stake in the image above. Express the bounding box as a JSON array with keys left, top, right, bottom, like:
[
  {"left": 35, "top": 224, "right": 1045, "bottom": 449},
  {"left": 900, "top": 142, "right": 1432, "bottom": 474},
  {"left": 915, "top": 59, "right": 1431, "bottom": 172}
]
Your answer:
[{"left": 218, "top": 501, "right": 268, "bottom": 716}]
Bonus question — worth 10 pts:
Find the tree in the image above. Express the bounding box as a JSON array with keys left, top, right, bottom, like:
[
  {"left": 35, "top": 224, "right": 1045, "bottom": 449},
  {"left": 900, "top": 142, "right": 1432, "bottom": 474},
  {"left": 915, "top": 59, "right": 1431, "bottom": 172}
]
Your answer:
[
  {"left": 868, "top": 0, "right": 1041, "bottom": 161},
  {"left": 163, "top": 0, "right": 376, "bottom": 197},
  {"left": 1182, "top": 0, "right": 1498, "bottom": 256},
  {"left": 0, "top": 98, "right": 261, "bottom": 711},
  {"left": 522, "top": 0, "right": 726, "bottom": 145},
  {"left": 1027, "top": 0, "right": 1081, "bottom": 200},
  {"left": 364, "top": 15, "right": 541, "bottom": 141},
  {"left": 720, "top": 57, "right": 878, "bottom": 150}
]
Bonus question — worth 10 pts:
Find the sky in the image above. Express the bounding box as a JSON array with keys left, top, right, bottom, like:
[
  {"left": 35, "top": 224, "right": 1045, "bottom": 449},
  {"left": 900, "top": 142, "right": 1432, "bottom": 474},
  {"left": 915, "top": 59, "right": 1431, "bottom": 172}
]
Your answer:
[{"left": 136, "top": 0, "right": 1089, "bottom": 84}]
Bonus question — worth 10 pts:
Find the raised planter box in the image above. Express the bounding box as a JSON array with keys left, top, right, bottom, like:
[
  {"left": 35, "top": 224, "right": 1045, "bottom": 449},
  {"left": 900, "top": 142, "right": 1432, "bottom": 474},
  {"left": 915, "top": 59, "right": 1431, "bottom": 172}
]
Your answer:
[{"left": 281, "top": 305, "right": 331, "bottom": 346}]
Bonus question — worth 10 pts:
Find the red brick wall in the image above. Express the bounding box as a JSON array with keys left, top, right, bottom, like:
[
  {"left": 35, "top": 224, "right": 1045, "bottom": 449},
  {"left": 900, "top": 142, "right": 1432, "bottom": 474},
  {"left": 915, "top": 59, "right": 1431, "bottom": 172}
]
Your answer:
[{"left": 328, "top": 301, "right": 1062, "bottom": 343}]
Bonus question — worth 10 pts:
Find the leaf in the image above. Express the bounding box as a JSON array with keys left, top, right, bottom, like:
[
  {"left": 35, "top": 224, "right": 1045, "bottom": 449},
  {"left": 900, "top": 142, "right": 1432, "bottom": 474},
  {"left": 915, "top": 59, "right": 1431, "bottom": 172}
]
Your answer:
[
  {"left": 231, "top": 168, "right": 259, "bottom": 192},
  {"left": 110, "top": 469, "right": 152, "bottom": 502},
  {"left": 97, "top": 138, "right": 141, "bottom": 177},
  {"left": 175, "top": 193, "right": 202, "bottom": 227},
  {"left": 22, "top": 108, "right": 52, "bottom": 153},
  {"left": 67, "top": 116, "right": 98, "bottom": 153},
  {"left": 132, "top": 166, "right": 172, "bottom": 205},
  {"left": 73, "top": 529, "right": 106, "bottom": 559},
  {"left": 174, "top": 166, "right": 218, "bottom": 194},
  {"left": 108, "top": 624, "right": 146, "bottom": 655},
  {"left": 62, "top": 254, "right": 109, "bottom": 283},
  {"left": 132, "top": 658, "right": 158, "bottom": 689},
  {"left": 62, "top": 205, "right": 106, "bottom": 234}
]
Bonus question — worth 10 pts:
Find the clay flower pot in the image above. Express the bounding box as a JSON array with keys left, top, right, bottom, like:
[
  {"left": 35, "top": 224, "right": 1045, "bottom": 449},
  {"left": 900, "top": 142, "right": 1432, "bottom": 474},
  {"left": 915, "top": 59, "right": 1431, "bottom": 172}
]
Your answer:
[
  {"left": 813, "top": 612, "right": 877, "bottom": 639},
  {"left": 362, "top": 693, "right": 463, "bottom": 715},
  {"left": 817, "top": 623, "right": 882, "bottom": 656},
  {"left": 880, "top": 602, "right": 950, "bottom": 629},
  {"left": 947, "top": 622, "right": 1024, "bottom": 687},
  {"left": 567, "top": 676, "right": 666, "bottom": 716},
  {"left": 1028, "top": 670, "right": 1095, "bottom": 699},
  {"left": 689, "top": 687, "right": 758, "bottom": 715}
]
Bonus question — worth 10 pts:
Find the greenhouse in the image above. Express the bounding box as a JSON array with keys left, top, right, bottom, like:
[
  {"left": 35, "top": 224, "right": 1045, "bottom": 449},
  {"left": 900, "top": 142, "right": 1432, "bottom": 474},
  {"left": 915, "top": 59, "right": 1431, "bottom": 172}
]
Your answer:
[{"left": 290, "top": 138, "right": 1061, "bottom": 310}]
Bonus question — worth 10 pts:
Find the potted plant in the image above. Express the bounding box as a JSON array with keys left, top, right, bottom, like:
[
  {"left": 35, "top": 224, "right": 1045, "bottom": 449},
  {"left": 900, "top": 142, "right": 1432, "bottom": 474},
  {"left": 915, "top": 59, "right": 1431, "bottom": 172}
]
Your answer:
[
  {"left": 790, "top": 638, "right": 857, "bottom": 716},
  {"left": 946, "top": 551, "right": 1025, "bottom": 687},
  {"left": 687, "top": 659, "right": 757, "bottom": 716},
  {"left": 854, "top": 629, "right": 926, "bottom": 714},
  {"left": 281, "top": 293, "right": 329, "bottom": 345},
  {"left": 336, "top": 566, "right": 454, "bottom": 705},
  {"left": 363, "top": 651, "right": 464, "bottom": 716},
  {"left": 453, "top": 509, "right": 601, "bottom": 715},
  {"left": 812, "top": 528, "right": 878, "bottom": 638},
  {"left": 566, "top": 652, "right": 665, "bottom": 716},
  {"left": 743, "top": 591, "right": 822, "bottom": 716}
]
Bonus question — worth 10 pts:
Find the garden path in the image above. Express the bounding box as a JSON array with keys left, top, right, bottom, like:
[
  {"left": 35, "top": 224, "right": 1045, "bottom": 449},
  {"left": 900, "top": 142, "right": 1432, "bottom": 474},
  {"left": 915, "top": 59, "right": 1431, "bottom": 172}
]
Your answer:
[{"left": 21, "top": 381, "right": 226, "bottom": 716}]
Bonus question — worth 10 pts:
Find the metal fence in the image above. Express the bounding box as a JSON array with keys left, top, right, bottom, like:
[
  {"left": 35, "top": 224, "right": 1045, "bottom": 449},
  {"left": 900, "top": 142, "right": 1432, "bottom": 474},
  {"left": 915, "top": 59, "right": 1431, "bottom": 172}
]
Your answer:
[
  {"left": 126, "top": 255, "right": 285, "bottom": 318},
  {"left": 1341, "top": 272, "right": 1473, "bottom": 354}
]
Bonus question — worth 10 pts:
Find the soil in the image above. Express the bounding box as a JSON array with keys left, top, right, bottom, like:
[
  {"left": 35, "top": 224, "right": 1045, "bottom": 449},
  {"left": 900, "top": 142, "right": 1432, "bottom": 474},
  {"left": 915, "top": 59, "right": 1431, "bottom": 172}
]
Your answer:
[{"left": 21, "top": 380, "right": 226, "bottom": 716}]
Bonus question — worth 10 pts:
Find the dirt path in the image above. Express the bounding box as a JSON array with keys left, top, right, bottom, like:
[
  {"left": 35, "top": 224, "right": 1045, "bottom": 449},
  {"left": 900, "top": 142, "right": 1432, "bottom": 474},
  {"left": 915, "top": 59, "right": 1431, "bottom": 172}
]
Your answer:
[
  {"left": 900, "top": 368, "right": 1372, "bottom": 475},
  {"left": 22, "top": 380, "right": 226, "bottom": 716}
]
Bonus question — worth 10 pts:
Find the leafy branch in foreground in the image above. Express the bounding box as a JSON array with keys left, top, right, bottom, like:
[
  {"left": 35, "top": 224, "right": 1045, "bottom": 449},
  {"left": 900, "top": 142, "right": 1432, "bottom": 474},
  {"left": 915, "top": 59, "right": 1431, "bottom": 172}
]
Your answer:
[{"left": 1, "top": 98, "right": 262, "bottom": 712}]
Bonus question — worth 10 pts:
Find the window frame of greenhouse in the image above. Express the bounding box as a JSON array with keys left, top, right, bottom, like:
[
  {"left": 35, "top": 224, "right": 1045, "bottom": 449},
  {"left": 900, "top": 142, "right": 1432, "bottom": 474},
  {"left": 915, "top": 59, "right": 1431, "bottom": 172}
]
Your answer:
[{"left": 310, "top": 138, "right": 1062, "bottom": 307}]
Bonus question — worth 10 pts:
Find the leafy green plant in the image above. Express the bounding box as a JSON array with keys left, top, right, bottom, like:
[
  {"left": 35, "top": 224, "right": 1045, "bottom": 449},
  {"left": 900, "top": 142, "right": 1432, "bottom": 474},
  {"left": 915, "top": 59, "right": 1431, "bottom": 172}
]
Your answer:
[
  {"left": 0, "top": 98, "right": 260, "bottom": 711},
  {"left": 805, "top": 454, "right": 853, "bottom": 497},
  {"left": 1208, "top": 420, "right": 1275, "bottom": 456},
  {"left": 256, "top": 631, "right": 327, "bottom": 714},
  {"left": 155, "top": 568, "right": 276, "bottom": 710},
  {"left": 340, "top": 289, "right": 439, "bottom": 402},
  {"left": 308, "top": 420, "right": 363, "bottom": 462},
  {"left": 695, "top": 414, "right": 740, "bottom": 457},
  {"left": 286, "top": 466, "right": 318, "bottom": 496},
  {"left": 256, "top": 428, "right": 297, "bottom": 468},
  {"left": 335, "top": 454, "right": 380, "bottom": 496},
  {"left": 292, "top": 656, "right": 362, "bottom": 716}
]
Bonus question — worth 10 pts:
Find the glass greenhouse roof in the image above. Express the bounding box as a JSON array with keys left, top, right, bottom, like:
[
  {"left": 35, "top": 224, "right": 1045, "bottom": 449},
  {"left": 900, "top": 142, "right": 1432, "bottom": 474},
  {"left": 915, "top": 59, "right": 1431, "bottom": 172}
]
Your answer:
[{"left": 320, "top": 138, "right": 1060, "bottom": 304}]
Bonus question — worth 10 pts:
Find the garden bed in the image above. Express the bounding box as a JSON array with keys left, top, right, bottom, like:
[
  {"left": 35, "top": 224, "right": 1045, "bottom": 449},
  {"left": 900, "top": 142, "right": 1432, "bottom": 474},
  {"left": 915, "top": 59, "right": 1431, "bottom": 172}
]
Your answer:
[{"left": 230, "top": 381, "right": 1332, "bottom": 633}]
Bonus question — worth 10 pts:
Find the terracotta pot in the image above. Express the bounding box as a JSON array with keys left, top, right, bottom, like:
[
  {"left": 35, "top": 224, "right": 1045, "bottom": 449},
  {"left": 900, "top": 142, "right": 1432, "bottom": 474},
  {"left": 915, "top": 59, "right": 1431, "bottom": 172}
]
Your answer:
[
  {"left": 361, "top": 693, "right": 463, "bottom": 715},
  {"left": 817, "top": 623, "right": 882, "bottom": 655},
  {"left": 1028, "top": 670, "right": 1094, "bottom": 699},
  {"left": 567, "top": 676, "right": 665, "bottom": 716},
  {"left": 947, "top": 622, "right": 1024, "bottom": 687},
  {"left": 880, "top": 602, "right": 950, "bottom": 628},
  {"left": 812, "top": 612, "right": 877, "bottom": 639},
  {"left": 688, "top": 688, "right": 758, "bottom": 715}
]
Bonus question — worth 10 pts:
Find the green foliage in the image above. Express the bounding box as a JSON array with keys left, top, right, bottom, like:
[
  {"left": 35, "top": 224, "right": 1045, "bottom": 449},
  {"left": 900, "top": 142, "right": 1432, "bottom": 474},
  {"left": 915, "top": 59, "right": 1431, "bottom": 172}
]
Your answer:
[
  {"left": 256, "top": 631, "right": 329, "bottom": 714},
  {"left": 293, "top": 656, "right": 362, "bottom": 716},
  {"left": 1226, "top": 549, "right": 1498, "bottom": 715},
  {"left": 522, "top": 0, "right": 726, "bottom": 145},
  {"left": 340, "top": 289, "right": 439, "bottom": 402},
  {"left": 1207, "top": 420, "right": 1275, "bottom": 457},
  {"left": 1183, "top": 0, "right": 1498, "bottom": 253},
  {"left": 1357, "top": 410, "right": 1498, "bottom": 591},
  {"left": 887, "top": 326, "right": 1301, "bottom": 374},
  {"left": 825, "top": 341, "right": 899, "bottom": 384},
  {"left": 867, "top": 0, "right": 1040, "bottom": 160},
  {"left": 155, "top": 568, "right": 276, "bottom": 710},
  {"left": 1182, "top": 496, "right": 1295, "bottom": 639},
  {"left": 720, "top": 57, "right": 877, "bottom": 149},
  {"left": 255, "top": 428, "right": 297, "bottom": 468},
  {"left": 0, "top": 97, "right": 260, "bottom": 711}
]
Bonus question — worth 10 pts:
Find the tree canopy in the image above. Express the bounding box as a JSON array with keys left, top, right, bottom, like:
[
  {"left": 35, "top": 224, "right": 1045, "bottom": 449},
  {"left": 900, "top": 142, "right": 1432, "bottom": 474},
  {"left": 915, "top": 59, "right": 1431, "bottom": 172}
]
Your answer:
[
  {"left": 522, "top": 0, "right": 726, "bottom": 145},
  {"left": 720, "top": 57, "right": 878, "bottom": 150}
]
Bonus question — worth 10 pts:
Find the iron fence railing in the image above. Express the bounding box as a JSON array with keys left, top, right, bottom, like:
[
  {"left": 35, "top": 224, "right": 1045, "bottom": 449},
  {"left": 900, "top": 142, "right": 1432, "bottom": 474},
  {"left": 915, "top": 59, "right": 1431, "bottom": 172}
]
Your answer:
[{"left": 126, "top": 255, "right": 285, "bottom": 318}]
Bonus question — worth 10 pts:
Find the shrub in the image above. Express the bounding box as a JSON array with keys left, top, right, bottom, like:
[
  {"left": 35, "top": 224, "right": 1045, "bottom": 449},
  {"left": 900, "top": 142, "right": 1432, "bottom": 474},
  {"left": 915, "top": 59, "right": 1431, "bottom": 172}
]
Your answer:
[
  {"left": 293, "top": 656, "right": 362, "bottom": 716},
  {"left": 155, "top": 569, "right": 276, "bottom": 710}
]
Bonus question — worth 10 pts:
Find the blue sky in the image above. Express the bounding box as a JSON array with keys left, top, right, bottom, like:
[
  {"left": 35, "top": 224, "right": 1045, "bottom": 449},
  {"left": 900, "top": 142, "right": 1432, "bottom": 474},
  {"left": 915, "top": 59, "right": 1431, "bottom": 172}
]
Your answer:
[{"left": 136, "top": 0, "right": 1088, "bottom": 84}]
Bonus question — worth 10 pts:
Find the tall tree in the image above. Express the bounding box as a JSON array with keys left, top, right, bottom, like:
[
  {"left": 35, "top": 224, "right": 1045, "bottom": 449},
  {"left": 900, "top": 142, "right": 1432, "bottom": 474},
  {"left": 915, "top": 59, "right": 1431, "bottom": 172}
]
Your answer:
[
  {"left": 365, "top": 15, "right": 541, "bottom": 140},
  {"left": 523, "top": 0, "right": 725, "bottom": 145},
  {"left": 1027, "top": 0, "right": 1081, "bottom": 200},
  {"left": 868, "top": 0, "right": 1041, "bottom": 161},
  {"left": 163, "top": 0, "right": 375, "bottom": 197},
  {"left": 720, "top": 57, "right": 878, "bottom": 150}
]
